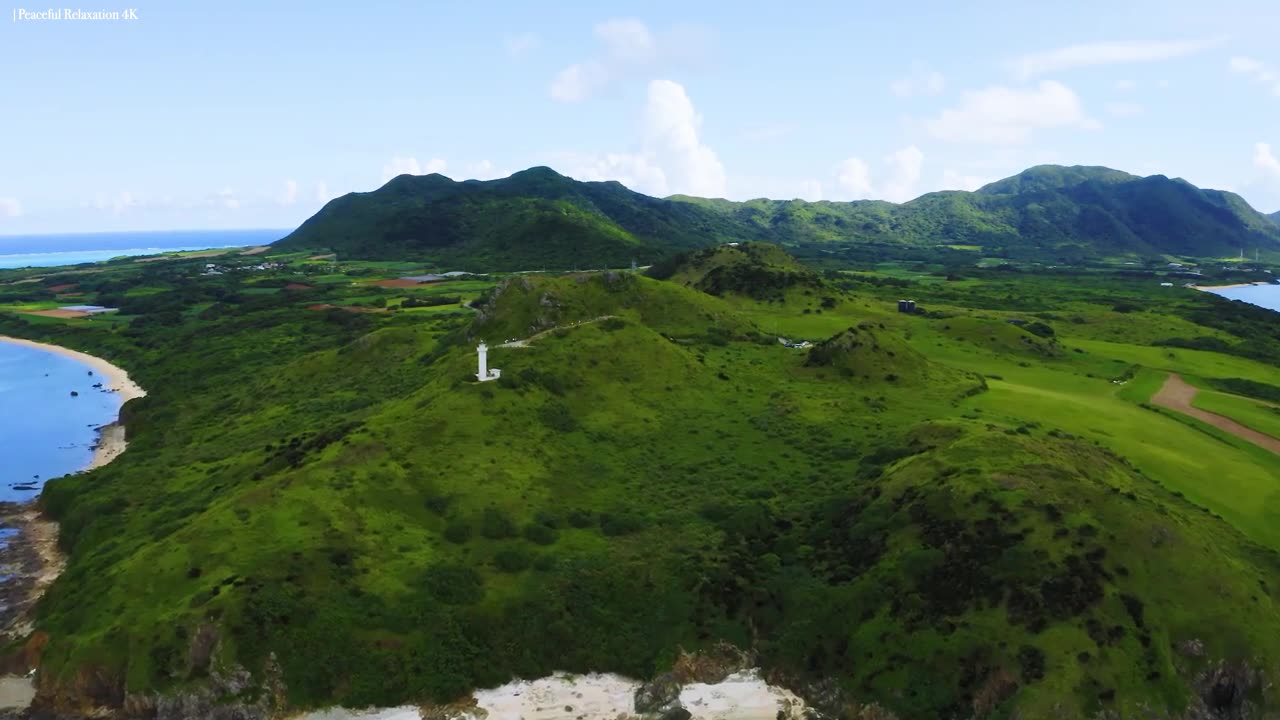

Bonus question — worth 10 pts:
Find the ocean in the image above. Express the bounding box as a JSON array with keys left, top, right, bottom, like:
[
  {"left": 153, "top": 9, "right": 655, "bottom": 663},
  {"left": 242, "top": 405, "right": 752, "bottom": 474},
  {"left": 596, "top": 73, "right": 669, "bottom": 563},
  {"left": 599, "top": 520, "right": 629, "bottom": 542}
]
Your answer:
[
  {"left": 0, "top": 229, "right": 288, "bottom": 269},
  {"left": 0, "top": 342, "right": 123, "bottom": 501},
  {"left": 1207, "top": 283, "right": 1280, "bottom": 312}
]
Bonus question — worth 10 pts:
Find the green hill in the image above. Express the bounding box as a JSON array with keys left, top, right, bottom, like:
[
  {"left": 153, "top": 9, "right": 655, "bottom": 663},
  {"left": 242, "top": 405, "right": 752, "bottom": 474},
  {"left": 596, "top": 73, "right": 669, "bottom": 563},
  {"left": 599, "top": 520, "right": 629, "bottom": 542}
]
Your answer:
[
  {"left": 4, "top": 248, "right": 1280, "bottom": 719},
  {"left": 647, "top": 242, "right": 827, "bottom": 301},
  {"left": 274, "top": 167, "right": 756, "bottom": 270},
  {"left": 1269, "top": 211, "right": 1279, "bottom": 226},
  {"left": 277, "top": 165, "right": 1280, "bottom": 269}
]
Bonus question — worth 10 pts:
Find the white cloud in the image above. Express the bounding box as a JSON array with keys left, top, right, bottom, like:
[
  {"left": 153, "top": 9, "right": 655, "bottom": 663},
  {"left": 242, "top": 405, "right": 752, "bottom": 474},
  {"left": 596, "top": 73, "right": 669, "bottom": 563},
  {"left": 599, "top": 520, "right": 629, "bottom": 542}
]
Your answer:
[
  {"left": 1114, "top": 79, "right": 1137, "bottom": 91},
  {"left": 941, "top": 170, "right": 990, "bottom": 192},
  {"left": 1105, "top": 101, "right": 1144, "bottom": 117},
  {"left": 890, "top": 66, "right": 945, "bottom": 98},
  {"left": 278, "top": 180, "right": 298, "bottom": 206},
  {"left": 797, "top": 180, "right": 822, "bottom": 202},
  {"left": 1229, "top": 56, "right": 1280, "bottom": 96},
  {"left": 1256, "top": 142, "right": 1280, "bottom": 177},
  {"left": 1230, "top": 56, "right": 1264, "bottom": 73},
  {"left": 315, "top": 182, "right": 332, "bottom": 203},
  {"left": 594, "top": 18, "right": 656, "bottom": 63},
  {"left": 567, "top": 152, "right": 670, "bottom": 196},
  {"left": 642, "top": 80, "right": 726, "bottom": 197},
  {"left": 880, "top": 145, "right": 924, "bottom": 202},
  {"left": 558, "top": 79, "right": 725, "bottom": 198},
  {"left": 504, "top": 31, "right": 539, "bottom": 57},
  {"left": 836, "top": 158, "right": 874, "bottom": 199},
  {"left": 382, "top": 156, "right": 447, "bottom": 182},
  {"left": 550, "top": 61, "right": 609, "bottom": 102},
  {"left": 1009, "top": 37, "right": 1221, "bottom": 79},
  {"left": 212, "top": 188, "right": 239, "bottom": 210},
  {"left": 926, "top": 81, "right": 1097, "bottom": 144},
  {"left": 549, "top": 18, "right": 710, "bottom": 102},
  {"left": 0, "top": 197, "right": 21, "bottom": 218},
  {"left": 465, "top": 160, "right": 502, "bottom": 180}
]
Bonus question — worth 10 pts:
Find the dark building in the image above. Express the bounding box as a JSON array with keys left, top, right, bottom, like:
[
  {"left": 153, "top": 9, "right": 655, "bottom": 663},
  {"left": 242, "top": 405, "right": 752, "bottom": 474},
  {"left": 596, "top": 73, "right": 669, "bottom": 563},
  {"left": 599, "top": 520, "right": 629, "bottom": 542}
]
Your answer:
[{"left": 898, "top": 299, "right": 917, "bottom": 313}]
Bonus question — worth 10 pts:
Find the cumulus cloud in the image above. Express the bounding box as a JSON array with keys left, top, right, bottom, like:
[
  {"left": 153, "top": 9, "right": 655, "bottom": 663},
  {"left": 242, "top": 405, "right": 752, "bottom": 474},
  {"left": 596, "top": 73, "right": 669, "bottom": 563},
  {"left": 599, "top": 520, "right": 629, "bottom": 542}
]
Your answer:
[
  {"left": 1105, "top": 101, "right": 1144, "bottom": 117},
  {"left": 1229, "top": 56, "right": 1280, "bottom": 96},
  {"left": 549, "top": 18, "right": 710, "bottom": 102},
  {"left": 941, "top": 170, "right": 990, "bottom": 192},
  {"left": 465, "top": 160, "right": 502, "bottom": 180},
  {"left": 278, "top": 180, "right": 298, "bottom": 206},
  {"left": 504, "top": 31, "right": 539, "bottom": 57},
  {"left": 835, "top": 158, "right": 874, "bottom": 199},
  {"left": 1009, "top": 37, "right": 1221, "bottom": 79},
  {"left": 890, "top": 66, "right": 945, "bottom": 98},
  {"left": 1256, "top": 142, "right": 1280, "bottom": 177},
  {"left": 567, "top": 152, "right": 670, "bottom": 196},
  {"left": 559, "top": 79, "right": 725, "bottom": 198},
  {"left": 833, "top": 146, "right": 925, "bottom": 202},
  {"left": 797, "top": 180, "right": 822, "bottom": 202},
  {"left": 642, "top": 80, "right": 726, "bottom": 197},
  {"left": 0, "top": 197, "right": 21, "bottom": 218},
  {"left": 926, "top": 81, "right": 1098, "bottom": 144},
  {"left": 382, "top": 156, "right": 447, "bottom": 182}
]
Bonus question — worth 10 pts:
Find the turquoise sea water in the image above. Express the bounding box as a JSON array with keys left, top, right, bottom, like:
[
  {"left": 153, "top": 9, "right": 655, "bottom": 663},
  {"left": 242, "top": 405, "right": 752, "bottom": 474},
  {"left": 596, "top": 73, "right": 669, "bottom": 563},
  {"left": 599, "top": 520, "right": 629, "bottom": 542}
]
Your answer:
[
  {"left": 0, "top": 229, "right": 287, "bottom": 269},
  {"left": 1207, "top": 283, "right": 1280, "bottom": 312},
  {"left": 0, "top": 342, "right": 124, "bottom": 501}
]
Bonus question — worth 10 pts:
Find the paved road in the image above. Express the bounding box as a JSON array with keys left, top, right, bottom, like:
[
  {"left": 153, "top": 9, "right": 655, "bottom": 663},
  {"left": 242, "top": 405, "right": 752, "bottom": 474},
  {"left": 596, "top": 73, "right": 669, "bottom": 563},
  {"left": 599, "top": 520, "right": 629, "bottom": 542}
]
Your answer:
[{"left": 1151, "top": 373, "right": 1280, "bottom": 455}]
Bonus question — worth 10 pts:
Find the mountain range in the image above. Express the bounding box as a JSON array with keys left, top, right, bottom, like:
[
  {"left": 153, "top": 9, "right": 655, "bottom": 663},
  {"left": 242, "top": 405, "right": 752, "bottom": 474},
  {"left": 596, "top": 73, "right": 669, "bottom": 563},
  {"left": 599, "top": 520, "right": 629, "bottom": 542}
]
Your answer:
[{"left": 275, "top": 165, "right": 1280, "bottom": 270}]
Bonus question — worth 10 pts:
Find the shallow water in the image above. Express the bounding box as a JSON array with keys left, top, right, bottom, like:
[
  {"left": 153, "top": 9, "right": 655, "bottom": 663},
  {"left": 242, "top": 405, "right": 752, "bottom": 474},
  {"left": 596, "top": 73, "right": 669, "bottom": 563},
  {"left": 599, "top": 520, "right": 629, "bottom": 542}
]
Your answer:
[
  {"left": 1208, "top": 283, "right": 1280, "bottom": 312},
  {"left": 0, "top": 342, "right": 122, "bottom": 500}
]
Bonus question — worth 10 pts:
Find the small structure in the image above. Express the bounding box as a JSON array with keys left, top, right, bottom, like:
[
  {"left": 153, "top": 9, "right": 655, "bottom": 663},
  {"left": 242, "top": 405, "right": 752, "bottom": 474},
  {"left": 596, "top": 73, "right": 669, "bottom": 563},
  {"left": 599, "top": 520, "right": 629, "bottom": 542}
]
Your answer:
[
  {"left": 897, "top": 299, "right": 917, "bottom": 313},
  {"left": 1159, "top": 282, "right": 1174, "bottom": 287},
  {"left": 476, "top": 343, "right": 502, "bottom": 382},
  {"left": 59, "top": 305, "right": 117, "bottom": 315}
]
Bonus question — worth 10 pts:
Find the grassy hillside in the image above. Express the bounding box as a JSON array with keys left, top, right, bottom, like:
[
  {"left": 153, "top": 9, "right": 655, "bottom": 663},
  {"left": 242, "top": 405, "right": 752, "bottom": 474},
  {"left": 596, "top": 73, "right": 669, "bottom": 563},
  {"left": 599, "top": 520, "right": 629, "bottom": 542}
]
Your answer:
[
  {"left": 274, "top": 167, "right": 756, "bottom": 270},
  {"left": 275, "top": 165, "right": 1280, "bottom": 271},
  {"left": 2, "top": 246, "right": 1280, "bottom": 719}
]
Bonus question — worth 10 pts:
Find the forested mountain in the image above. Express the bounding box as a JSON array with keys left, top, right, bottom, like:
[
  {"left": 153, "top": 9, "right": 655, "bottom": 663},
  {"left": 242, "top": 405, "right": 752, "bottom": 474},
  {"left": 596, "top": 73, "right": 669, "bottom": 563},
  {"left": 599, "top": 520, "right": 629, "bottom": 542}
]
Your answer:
[{"left": 275, "top": 165, "right": 1280, "bottom": 269}]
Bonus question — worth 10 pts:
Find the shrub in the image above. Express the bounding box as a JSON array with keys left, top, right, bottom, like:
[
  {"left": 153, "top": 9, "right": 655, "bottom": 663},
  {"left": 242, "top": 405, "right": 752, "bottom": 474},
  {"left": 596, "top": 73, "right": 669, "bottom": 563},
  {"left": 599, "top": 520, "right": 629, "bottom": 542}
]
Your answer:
[
  {"left": 522, "top": 523, "right": 558, "bottom": 545},
  {"left": 444, "top": 521, "right": 473, "bottom": 544},
  {"left": 481, "top": 507, "right": 517, "bottom": 539},
  {"left": 424, "top": 563, "right": 484, "bottom": 605},
  {"left": 493, "top": 548, "right": 533, "bottom": 573}
]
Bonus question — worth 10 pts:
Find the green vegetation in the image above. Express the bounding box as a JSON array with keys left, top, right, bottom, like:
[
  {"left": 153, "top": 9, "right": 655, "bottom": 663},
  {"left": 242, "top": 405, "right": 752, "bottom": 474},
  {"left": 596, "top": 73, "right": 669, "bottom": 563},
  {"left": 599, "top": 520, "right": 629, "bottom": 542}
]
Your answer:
[
  {"left": 274, "top": 165, "right": 1280, "bottom": 271},
  {"left": 2, "top": 237, "right": 1280, "bottom": 720}
]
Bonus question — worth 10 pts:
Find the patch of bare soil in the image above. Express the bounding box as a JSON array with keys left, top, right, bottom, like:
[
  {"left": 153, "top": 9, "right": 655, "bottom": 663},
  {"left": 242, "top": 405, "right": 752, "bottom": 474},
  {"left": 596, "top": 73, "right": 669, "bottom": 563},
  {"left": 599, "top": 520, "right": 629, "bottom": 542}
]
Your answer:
[{"left": 1152, "top": 374, "right": 1280, "bottom": 455}]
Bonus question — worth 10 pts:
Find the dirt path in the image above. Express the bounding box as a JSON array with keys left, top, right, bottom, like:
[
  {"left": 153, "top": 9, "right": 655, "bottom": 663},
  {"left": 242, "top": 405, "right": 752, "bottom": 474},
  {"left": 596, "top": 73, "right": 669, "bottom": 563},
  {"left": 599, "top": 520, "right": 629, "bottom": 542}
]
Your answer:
[
  {"left": 497, "top": 315, "right": 618, "bottom": 348},
  {"left": 1151, "top": 374, "right": 1280, "bottom": 455}
]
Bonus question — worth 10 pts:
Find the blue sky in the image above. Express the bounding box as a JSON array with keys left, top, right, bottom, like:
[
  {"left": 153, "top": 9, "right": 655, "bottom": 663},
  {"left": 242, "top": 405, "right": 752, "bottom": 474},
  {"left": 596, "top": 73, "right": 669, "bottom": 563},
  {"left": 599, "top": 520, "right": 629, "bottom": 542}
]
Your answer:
[{"left": 1, "top": 0, "right": 1278, "bottom": 234}]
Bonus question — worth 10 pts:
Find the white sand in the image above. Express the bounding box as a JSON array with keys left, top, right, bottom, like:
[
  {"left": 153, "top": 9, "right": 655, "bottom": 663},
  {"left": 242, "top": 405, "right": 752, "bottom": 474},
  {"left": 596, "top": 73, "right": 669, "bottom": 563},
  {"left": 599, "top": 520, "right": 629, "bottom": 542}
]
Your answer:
[
  {"left": 295, "top": 669, "right": 810, "bottom": 720},
  {"left": 0, "top": 336, "right": 146, "bottom": 472},
  {"left": 0, "top": 676, "right": 35, "bottom": 710}
]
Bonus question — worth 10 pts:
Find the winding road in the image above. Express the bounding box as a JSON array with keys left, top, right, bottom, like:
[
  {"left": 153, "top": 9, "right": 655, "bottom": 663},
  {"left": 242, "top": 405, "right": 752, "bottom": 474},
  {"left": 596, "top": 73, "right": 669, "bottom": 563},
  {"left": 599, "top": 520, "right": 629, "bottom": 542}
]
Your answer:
[{"left": 1151, "top": 374, "right": 1280, "bottom": 455}]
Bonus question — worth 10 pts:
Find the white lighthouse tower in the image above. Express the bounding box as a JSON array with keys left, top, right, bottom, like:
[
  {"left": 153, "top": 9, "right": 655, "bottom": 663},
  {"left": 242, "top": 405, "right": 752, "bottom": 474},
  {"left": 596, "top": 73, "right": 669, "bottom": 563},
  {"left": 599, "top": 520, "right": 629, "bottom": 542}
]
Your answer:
[{"left": 476, "top": 342, "right": 501, "bottom": 382}]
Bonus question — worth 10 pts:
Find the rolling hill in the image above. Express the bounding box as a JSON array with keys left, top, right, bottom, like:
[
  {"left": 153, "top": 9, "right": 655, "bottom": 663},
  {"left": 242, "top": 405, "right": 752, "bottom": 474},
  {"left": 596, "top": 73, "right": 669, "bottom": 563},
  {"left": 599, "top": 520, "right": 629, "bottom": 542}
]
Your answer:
[
  {"left": 1269, "top": 211, "right": 1280, "bottom": 225},
  {"left": 275, "top": 165, "right": 1280, "bottom": 269}
]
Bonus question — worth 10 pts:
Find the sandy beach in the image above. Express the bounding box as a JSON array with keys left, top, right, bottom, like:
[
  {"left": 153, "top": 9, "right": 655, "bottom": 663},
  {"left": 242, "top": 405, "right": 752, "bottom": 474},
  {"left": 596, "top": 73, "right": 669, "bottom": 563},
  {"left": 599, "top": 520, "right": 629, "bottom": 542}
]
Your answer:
[
  {"left": 0, "top": 336, "right": 146, "bottom": 472},
  {"left": 0, "top": 337, "right": 145, "bottom": 710},
  {"left": 1194, "top": 281, "right": 1269, "bottom": 291}
]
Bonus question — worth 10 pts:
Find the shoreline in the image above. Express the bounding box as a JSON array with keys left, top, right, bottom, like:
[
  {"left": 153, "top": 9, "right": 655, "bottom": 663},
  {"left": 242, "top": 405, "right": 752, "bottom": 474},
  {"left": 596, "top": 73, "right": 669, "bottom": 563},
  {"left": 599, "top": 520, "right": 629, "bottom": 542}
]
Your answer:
[
  {"left": 0, "top": 336, "right": 145, "bottom": 473},
  {"left": 1194, "top": 281, "right": 1273, "bottom": 291},
  {"left": 0, "top": 337, "right": 146, "bottom": 710}
]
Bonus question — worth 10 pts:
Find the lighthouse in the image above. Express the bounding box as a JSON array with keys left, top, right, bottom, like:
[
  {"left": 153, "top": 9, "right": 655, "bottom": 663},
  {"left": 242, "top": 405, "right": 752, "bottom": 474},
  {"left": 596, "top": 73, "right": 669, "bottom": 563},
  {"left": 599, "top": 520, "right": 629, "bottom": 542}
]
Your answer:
[{"left": 476, "top": 342, "right": 501, "bottom": 382}]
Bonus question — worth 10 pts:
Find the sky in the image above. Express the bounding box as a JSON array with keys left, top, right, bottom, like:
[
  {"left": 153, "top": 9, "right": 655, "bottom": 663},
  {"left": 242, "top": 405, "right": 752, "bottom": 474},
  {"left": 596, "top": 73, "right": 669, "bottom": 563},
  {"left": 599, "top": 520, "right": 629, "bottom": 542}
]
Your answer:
[{"left": 1, "top": 0, "right": 1278, "bottom": 235}]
